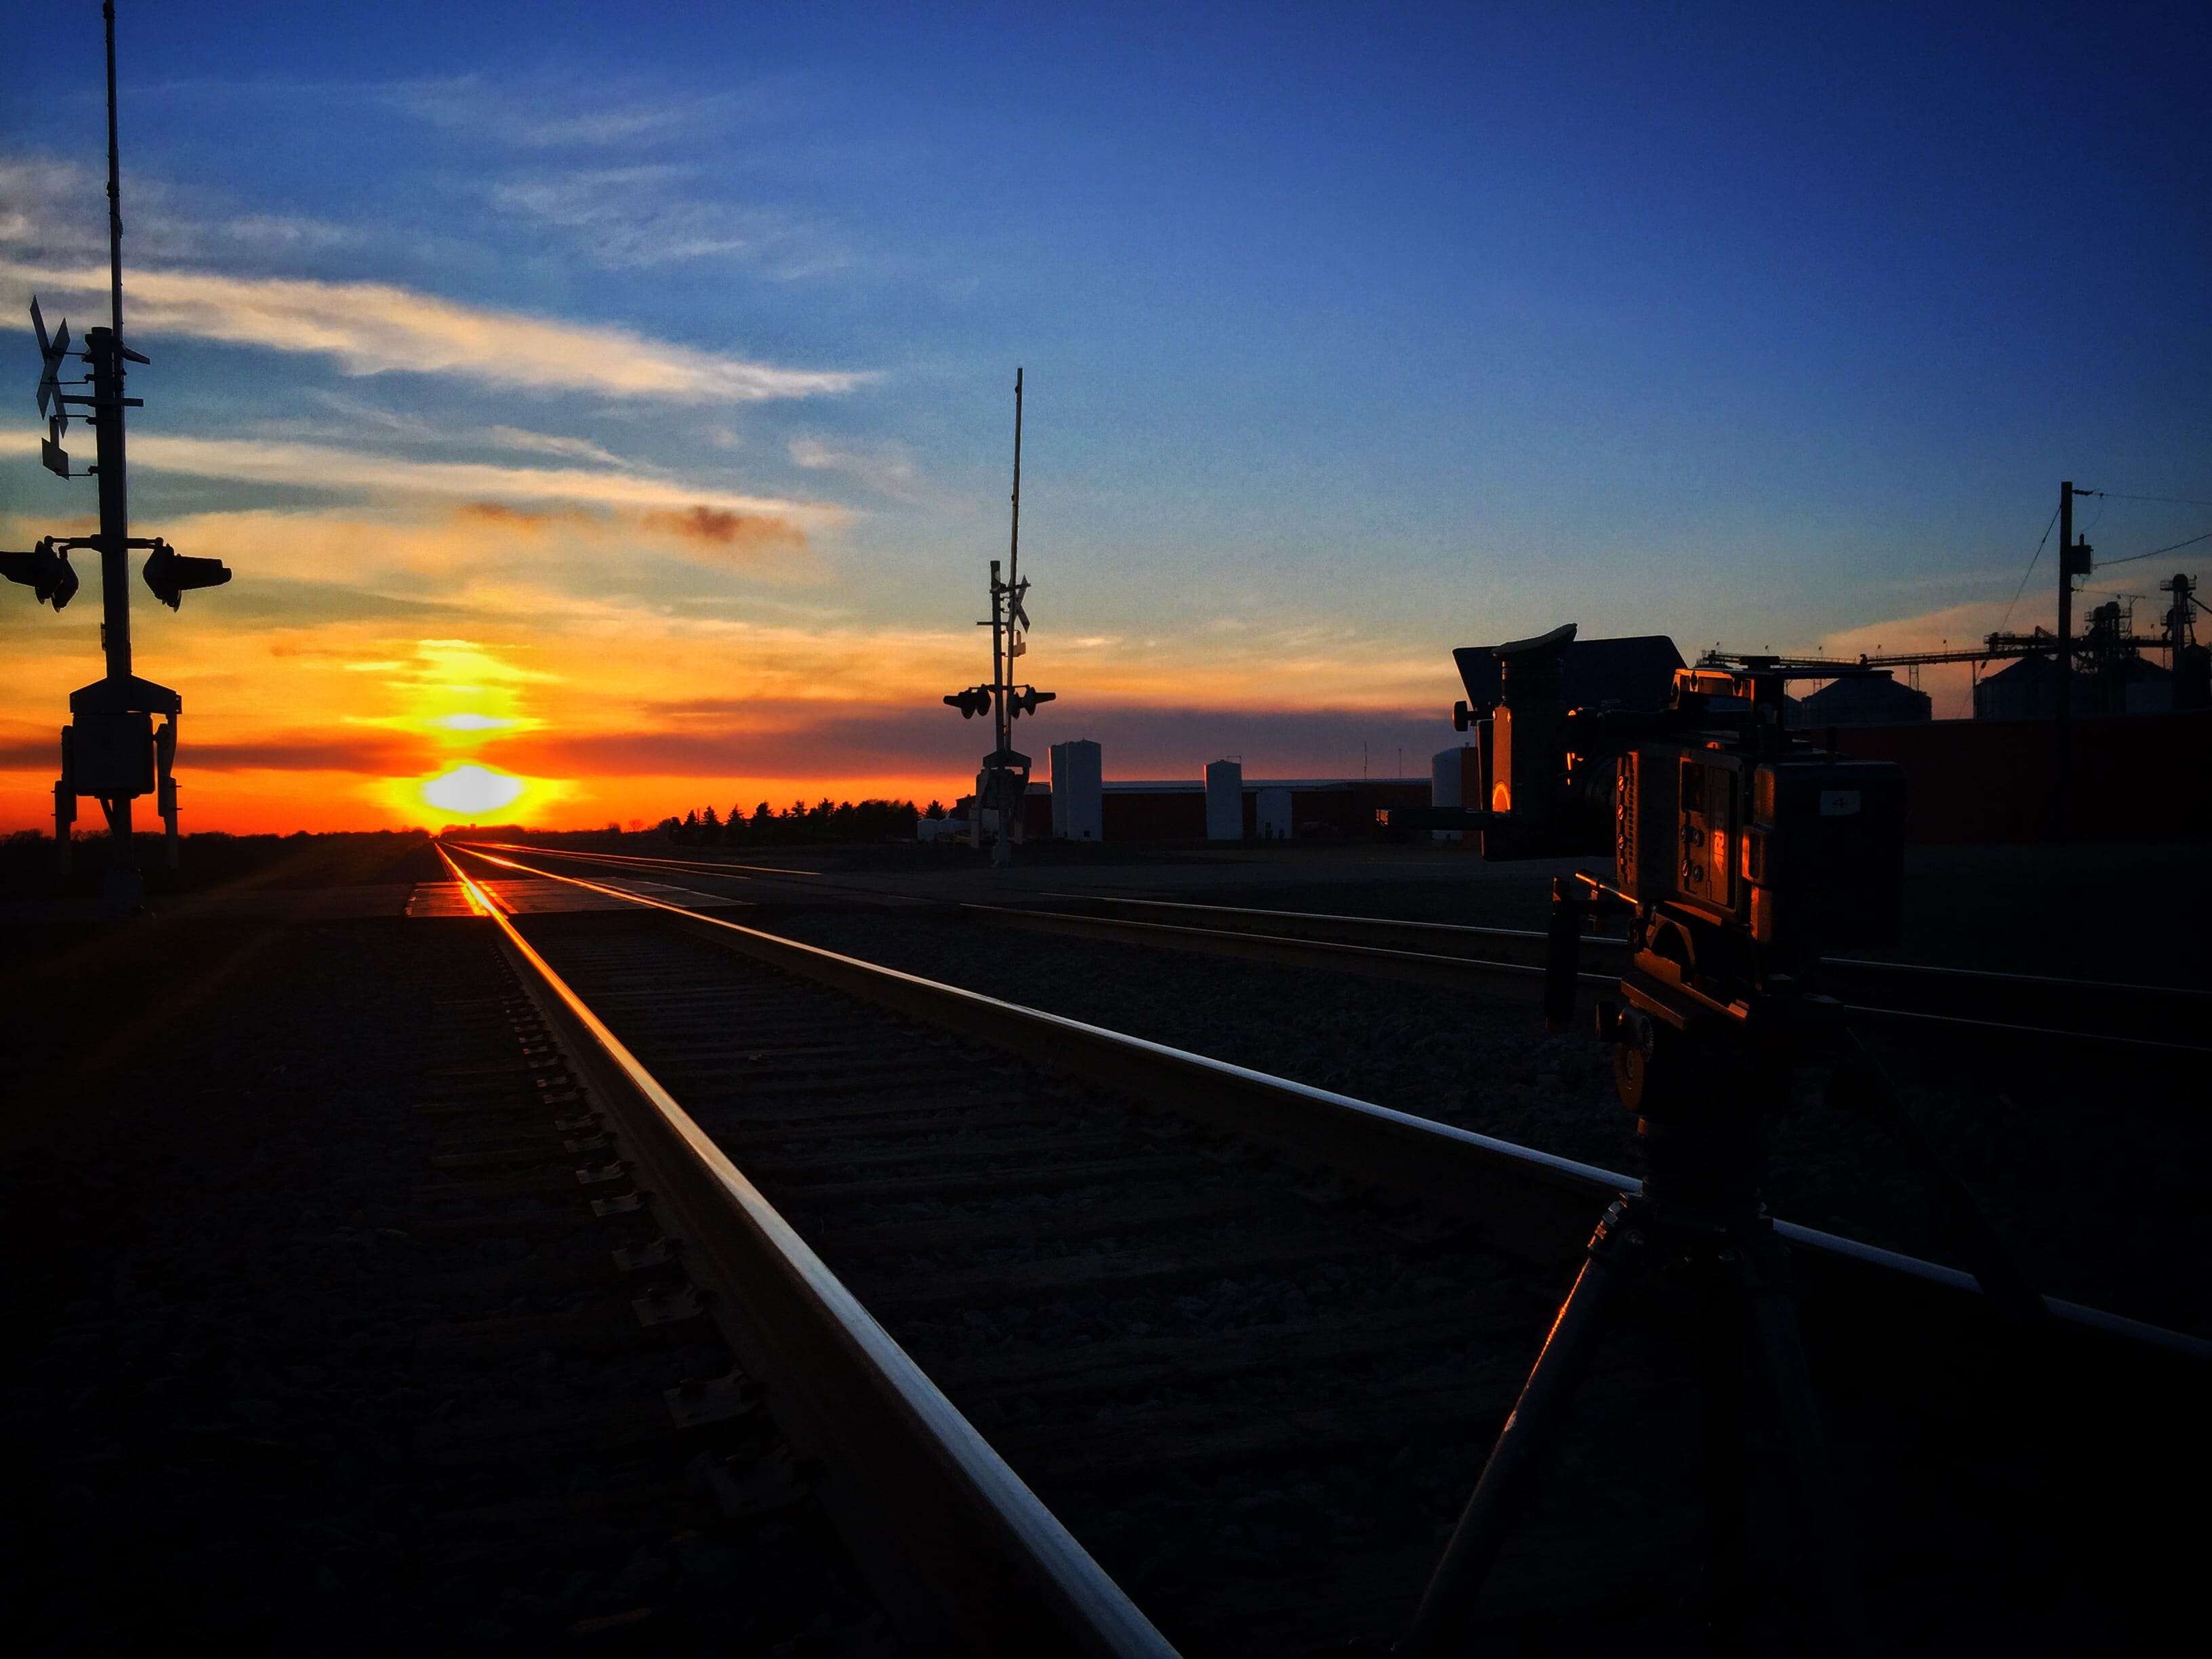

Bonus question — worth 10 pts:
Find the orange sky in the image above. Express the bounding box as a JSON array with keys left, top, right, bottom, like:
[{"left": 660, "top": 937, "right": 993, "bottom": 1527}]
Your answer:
[
  {"left": 0, "top": 489, "right": 2070, "bottom": 834},
  {"left": 0, "top": 494, "right": 1472, "bottom": 833}
]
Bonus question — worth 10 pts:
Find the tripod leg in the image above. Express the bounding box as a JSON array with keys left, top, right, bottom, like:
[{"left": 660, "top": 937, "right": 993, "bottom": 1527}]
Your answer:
[
  {"left": 1736, "top": 1231, "right": 1864, "bottom": 1654},
  {"left": 1397, "top": 1197, "right": 1643, "bottom": 1656},
  {"left": 1693, "top": 1262, "right": 1752, "bottom": 1657},
  {"left": 1830, "top": 1031, "right": 2046, "bottom": 1326}
]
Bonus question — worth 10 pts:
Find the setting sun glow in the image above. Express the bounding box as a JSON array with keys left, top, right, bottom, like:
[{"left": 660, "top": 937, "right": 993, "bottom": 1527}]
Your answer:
[{"left": 420, "top": 764, "right": 527, "bottom": 817}]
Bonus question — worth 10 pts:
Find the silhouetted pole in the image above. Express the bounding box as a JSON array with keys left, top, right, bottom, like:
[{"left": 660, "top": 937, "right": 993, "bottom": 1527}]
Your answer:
[
  {"left": 989, "top": 557, "right": 1007, "bottom": 757},
  {"left": 2055, "top": 482, "right": 2072, "bottom": 710},
  {"left": 105, "top": 3, "right": 125, "bottom": 356},
  {"left": 2052, "top": 480, "right": 2082, "bottom": 840},
  {"left": 96, "top": 0, "right": 140, "bottom": 876},
  {"left": 998, "top": 367, "right": 1023, "bottom": 760}
]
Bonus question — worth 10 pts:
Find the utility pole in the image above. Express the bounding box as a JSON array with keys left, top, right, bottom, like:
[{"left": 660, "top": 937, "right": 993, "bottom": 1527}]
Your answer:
[
  {"left": 1, "top": 2, "right": 232, "bottom": 902},
  {"left": 2055, "top": 481, "right": 2073, "bottom": 718},
  {"left": 2051, "top": 480, "right": 2095, "bottom": 840},
  {"left": 2052, "top": 480, "right": 2071, "bottom": 840}
]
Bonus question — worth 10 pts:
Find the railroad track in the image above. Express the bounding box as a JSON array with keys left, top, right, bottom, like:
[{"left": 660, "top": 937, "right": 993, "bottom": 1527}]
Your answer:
[
  {"left": 438, "top": 842, "right": 2209, "bottom": 1654},
  {"left": 457, "top": 842, "right": 2211, "bottom": 1053},
  {"left": 970, "top": 897, "right": 2212, "bottom": 1055},
  {"left": 394, "top": 937, "right": 900, "bottom": 1643}
]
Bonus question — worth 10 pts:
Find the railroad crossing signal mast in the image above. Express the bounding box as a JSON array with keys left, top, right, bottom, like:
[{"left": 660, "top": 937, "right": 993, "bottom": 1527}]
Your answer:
[
  {"left": 1, "top": 3, "right": 230, "bottom": 903},
  {"left": 943, "top": 368, "right": 1054, "bottom": 865}
]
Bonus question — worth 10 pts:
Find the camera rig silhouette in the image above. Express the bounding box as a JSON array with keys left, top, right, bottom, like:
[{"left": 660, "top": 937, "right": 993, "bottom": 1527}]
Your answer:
[{"left": 1397, "top": 625, "right": 2043, "bottom": 1654}]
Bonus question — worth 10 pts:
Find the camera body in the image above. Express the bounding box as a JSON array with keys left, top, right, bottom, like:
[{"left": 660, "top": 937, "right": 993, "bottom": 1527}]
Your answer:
[
  {"left": 1616, "top": 736, "right": 1905, "bottom": 960},
  {"left": 1454, "top": 626, "right": 1906, "bottom": 1006}
]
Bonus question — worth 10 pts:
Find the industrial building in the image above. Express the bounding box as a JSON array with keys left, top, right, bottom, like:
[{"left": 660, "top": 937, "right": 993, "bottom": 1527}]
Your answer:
[
  {"left": 933, "top": 744, "right": 1431, "bottom": 845},
  {"left": 1791, "top": 672, "right": 1933, "bottom": 726},
  {"left": 1439, "top": 619, "right": 2211, "bottom": 847}
]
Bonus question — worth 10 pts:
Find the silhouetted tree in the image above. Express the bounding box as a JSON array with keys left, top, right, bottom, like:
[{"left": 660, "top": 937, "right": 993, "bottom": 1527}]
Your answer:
[{"left": 662, "top": 797, "right": 920, "bottom": 847}]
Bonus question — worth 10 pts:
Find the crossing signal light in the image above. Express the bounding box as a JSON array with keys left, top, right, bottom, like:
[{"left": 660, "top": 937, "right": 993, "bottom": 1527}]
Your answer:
[
  {"left": 142, "top": 539, "right": 232, "bottom": 611},
  {"left": 1009, "top": 687, "right": 1056, "bottom": 718},
  {"left": 0, "top": 539, "right": 80, "bottom": 611},
  {"left": 943, "top": 685, "right": 992, "bottom": 718}
]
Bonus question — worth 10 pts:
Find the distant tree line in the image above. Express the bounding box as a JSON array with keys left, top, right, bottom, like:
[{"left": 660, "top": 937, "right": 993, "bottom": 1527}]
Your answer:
[{"left": 659, "top": 798, "right": 939, "bottom": 846}]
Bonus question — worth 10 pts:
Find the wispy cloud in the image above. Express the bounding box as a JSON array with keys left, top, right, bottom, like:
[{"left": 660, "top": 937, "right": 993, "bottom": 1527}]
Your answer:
[
  {"left": 121, "top": 434, "right": 823, "bottom": 516},
  {"left": 480, "top": 426, "right": 639, "bottom": 468},
  {"left": 636, "top": 506, "right": 807, "bottom": 554},
  {"left": 279, "top": 406, "right": 657, "bottom": 470},
  {"left": 0, "top": 262, "right": 870, "bottom": 403},
  {"left": 386, "top": 74, "right": 778, "bottom": 150},
  {"left": 1, "top": 429, "right": 837, "bottom": 556},
  {"left": 789, "top": 435, "right": 918, "bottom": 498},
  {"left": 0, "top": 155, "right": 361, "bottom": 269},
  {"left": 1814, "top": 599, "right": 2020, "bottom": 659},
  {"left": 489, "top": 168, "right": 849, "bottom": 275}
]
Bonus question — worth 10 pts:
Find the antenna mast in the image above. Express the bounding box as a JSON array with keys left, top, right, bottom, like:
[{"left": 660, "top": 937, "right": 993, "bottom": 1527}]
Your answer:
[
  {"left": 1009, "top": 367, "right": 1023, "bottom": 590},
  {"left": 998, "top": 367, "right": 1024, "bottom": 759},
  {"left": 105, "top": 0, "right": 125, "bottom": 340}
]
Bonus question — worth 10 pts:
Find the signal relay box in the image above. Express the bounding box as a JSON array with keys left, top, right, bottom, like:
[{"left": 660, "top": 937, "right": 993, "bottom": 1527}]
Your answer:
[{"left": 70, "top": 710, "right": 157, "bottom": 798}]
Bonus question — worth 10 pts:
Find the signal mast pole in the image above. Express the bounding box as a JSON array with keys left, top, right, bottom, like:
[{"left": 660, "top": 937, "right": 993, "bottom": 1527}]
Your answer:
[
  {"left": 998, "top": 366, "right": 1023, "bottom": 762},
  {"left": 96, "top": 1, "right": 136, "bottom": 710},
  {"left": 1000, "top": 369, "right": 1021, "bottom": 760},
  {"left": 1, "top": 1, "right": 231, "bottom": 901},
  {"left": 939, "top": 369, "right": 1052, "bottom": 863}
]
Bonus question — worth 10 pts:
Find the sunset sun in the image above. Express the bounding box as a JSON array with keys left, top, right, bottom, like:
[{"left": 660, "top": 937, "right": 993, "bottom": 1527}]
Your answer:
[{"left": 419, "top": 764, "right": 526, "bottom": 817}]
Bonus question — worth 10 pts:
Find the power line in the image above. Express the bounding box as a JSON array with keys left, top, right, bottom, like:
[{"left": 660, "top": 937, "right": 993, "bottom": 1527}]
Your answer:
[
  {"left": 2097, "top": 527, "right": 2212, "bottom": 569},
  {"left": 2078, "top": 490, "right": 2212, "bottom": 509},
  {"left": 1996, "top": 504, "right": 2061, "bottom": 634}
]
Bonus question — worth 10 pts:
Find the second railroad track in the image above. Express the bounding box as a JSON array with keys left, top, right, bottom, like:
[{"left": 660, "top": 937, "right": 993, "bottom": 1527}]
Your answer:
[{"left": 439, "top": 842, "right": 2209, "bottom": 1655}]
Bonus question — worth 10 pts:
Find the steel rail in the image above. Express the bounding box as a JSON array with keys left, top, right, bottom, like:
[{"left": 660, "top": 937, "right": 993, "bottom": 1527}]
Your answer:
[
  {"left": 443, "top": 843, "right": 2212, "bottom": 1366},
  {"left": 432, "top": 848, "right": 1178, "bottom": 1659},
  {"left": 968, "top": 901, "right": 1614, "bottom": 1004},
  {"left": 1036, "top": 892, "right": 1582, "bottom": 959},
  {"left": 455, "top": 851, "right": 2209, "bottom": 1049},
  {"left": 464, "top": 839, "right": 821, "bottom": 882},
  {"left": 986, "top": 902, "right": 2212, "bottom": 1057},
  {"left": 1031, "top": 893, "right": 2212, "bottom": 1008}
]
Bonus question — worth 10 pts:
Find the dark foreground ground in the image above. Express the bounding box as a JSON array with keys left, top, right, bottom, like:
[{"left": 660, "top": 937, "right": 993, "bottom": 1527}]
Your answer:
[
  {"left": 0, "top": 913, "right": 894, "bottom": 1655},
  {"left": 0, "top": 829, "right": 448, "bottom": 903},
  {"left": 1, "top": 834, "right": 2202, "bottom": 1652}
]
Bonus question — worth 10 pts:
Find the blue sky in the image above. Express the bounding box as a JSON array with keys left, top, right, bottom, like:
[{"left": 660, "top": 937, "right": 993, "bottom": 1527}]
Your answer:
[{"left": 2, "top": 2, "right": 2207, "bottom": 825}]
